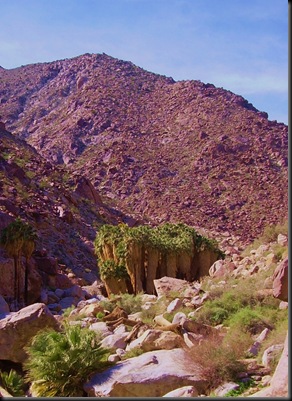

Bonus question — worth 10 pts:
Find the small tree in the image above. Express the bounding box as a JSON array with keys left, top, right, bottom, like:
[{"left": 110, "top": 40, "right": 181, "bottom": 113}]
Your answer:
[
  {"left": 21, "top": 222, "right": 38, "bottom": 305},
  {"left": 0, "top": 218, "right": 37, "bottom": 307},
  {"left": 0, "top": 218, "right": 25, "bottom": 305},
  {"left": 23, "top": 324, "right": 113, "bottom": 397}
]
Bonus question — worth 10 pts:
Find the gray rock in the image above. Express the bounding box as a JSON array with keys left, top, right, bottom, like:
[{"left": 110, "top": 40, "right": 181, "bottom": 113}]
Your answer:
[
  {"left": 0, "top": 303, "right": 59, "bottom": 363},
  {"left": 84, "top": 348, "right": 208, "bottom": 397}
]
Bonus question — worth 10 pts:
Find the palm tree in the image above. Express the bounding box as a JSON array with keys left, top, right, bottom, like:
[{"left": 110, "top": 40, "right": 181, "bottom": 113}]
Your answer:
[
  {"left": 21, "top": 223, "right": 38, "bottom": 305},
  {"left": 0, "top": 218, "right": 37, "bottom": 307},
  {"left": 24, "top": 324, "right": 113, "bottom": 397},
  {"left": 0, "top": 218, "right": 25, "bottom": 306}
]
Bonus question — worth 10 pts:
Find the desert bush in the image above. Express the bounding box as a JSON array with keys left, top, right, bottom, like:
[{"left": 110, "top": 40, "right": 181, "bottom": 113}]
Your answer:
[
  {"left": 23, "top": 324, "right": 113, "bottom": 397},
  {"left": 140, "top": 296, "right": 169, "bottom": 325},
  {"left": 99, "top": 292, "right": 143, "bottom": 315},
  {"left": 62, "top": 305, "right": 76, "bottom": 317},
  {"left": 163, "top": 306, "right": 194, "bottom": 323},
  {"left": 0, "top": 369, "right": 26, "bottom": 396},
  {"left": 225, "top": 379, "right": 256, "bottom": 397},
  {"left": 241, "top": 220, "right": 288, "bottom": 257},
  {"left": 257, "top": 315, "right": 288, "bottom": 372},
  {"left": 187, "top": 331, "right": 248, "bottom": 391},
  {"left": 114, "top": 292, "right": 143, "bottom": 314},
  {"left": 120, "top": 347, "right": 145, "bottom": 360},
  {"left": 227, "top": 307, "right": 274, "bottom": 335}
]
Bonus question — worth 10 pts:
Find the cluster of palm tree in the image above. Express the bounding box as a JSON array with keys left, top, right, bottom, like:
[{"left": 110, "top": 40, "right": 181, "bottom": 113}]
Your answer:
[{"left": 0, "top": 217, "right": 38, "bottom": 309}]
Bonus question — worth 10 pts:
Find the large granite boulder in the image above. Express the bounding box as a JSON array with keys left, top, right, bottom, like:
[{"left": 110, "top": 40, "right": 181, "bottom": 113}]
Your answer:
[
  {"left": 0, "top": 303, "right": 59, "bottom": 363},
  {"left": 153, "top": 276, "right": 200, "bottom": 298},
  {"left": 84, "top": 348, "right": 208, "bottom": 397}
]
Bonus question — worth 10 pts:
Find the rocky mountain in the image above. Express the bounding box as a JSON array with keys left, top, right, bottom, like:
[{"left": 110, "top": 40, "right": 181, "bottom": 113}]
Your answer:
[
  {"left": 0, "top": 53, "right": 288, "bottom": 246},
  {"left": 0, "top": 122, "right": 137, "bottom": 284}
]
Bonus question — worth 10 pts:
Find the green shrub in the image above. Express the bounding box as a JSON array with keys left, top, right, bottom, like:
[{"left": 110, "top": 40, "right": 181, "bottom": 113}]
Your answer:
[
  {"left": 187, "top": 331, "right": 247, "bottom": 391},
  {"left": 99, "top": 292, "right": 143, "bottom": 315},
  {"left": 257, "top": 315, "right": 288, "bottom": 372},
  {"left": 225, "top": 379, "right": 256, "bottom": 397},
  {"left": 227, "top": 307, "right": 273, "bottom": 335},
  {"left": 120, "top": 347, "right": 145, "bottom": 360},
  {"left": 99, "top": 259, "right": 129, "bottom": 280},
  {"left": 23, "top": 324, "right": 113, "bottom": 397},
  {"left": 0, "top": 369, "right": 26, "bottom": 396},
  {"left": 114, "top": 292, "right": 143, "bottom": 314},
  {"left": 241, "top": 220, "right": 288, "bottom": 257},
  {"left": 62, "top": 305, "right": 76, "bottom": 317},
  {"left": 140, "top": 296, "right": 169, "bottom": 325}
]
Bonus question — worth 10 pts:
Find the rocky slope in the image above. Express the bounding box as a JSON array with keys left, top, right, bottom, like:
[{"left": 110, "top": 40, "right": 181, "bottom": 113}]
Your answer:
[
  {"left": 0, "top": 122, "right": 137, "bottom": 283},
  {"left": 0, "top": 232, "right": 288, "bottom": 397},
  {"left": 0, "top": 53, "right": 288, "bottom": 245}
]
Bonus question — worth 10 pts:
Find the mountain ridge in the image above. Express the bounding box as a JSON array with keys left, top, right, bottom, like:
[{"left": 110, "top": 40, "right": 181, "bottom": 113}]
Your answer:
[{"left": 0, "top": 52, "right": 288, "bottom": 245}]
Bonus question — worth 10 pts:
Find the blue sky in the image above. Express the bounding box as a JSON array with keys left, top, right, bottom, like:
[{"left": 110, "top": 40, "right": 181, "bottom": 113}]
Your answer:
[{"left": 0, "top": 0, "right": 288, "bottom": 124}]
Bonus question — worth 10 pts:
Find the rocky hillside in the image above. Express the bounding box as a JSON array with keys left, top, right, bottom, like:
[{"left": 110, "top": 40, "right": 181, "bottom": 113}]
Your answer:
[
  {"left": 0, "top": 230, "right": 288, "bottom": 397},
  {"left": 0, "top": 53, "right": 288, "bottom": 245},
  {"left": 0, "top": 122, "right": 137, "bottom": 283}
]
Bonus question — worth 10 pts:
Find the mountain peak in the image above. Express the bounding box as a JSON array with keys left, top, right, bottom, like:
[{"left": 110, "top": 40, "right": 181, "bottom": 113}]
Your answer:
[{"left": 0, "top": 54, "right": 288, "bottom": 244}]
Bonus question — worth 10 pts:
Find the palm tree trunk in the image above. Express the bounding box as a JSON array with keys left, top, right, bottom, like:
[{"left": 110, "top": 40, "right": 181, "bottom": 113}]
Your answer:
[
  {"left": 13, "top": 255, "right": 18, "bottom": 302},
  {"left": 24, "top": 257, "right": 29, "bottom": 305}
]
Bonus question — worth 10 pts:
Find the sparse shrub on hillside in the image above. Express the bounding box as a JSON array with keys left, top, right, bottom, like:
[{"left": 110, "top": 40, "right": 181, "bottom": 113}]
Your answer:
[
  {"left": 99, "top": 292, "right": 143, "bottom": 315},
  {"left": 187, "top": 331, "right": 248, "bottom": 390},
  {"left": 62, "top": 305, "right": 76, "bottom": 317},
  {"left": 192, "top": 269, "right": 287, "bottom": 340},
  {"left": 23, "top": 324, "right": 113, "bottom": 397},
  {"left": 257, "top": 316, "right": 288, "bottom": 373},
  {"left": 140, "top": 296, "right": 169, "bottom": 325},
  {"left": 241, "top": 220, "right": 288, "bottom": 257},
  {"left": 227, "top": 307, "right": 273, "bottom": 335},
  {"left": 120, "top": 347, "right": 145, "bottom": 360}
]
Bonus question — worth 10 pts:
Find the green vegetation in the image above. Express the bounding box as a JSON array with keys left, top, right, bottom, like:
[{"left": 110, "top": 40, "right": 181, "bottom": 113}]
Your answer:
[
  {"left": 99, "top": 259, "right": 128, "bottom": 280},
  {"left": 0, "top": 369, "right": 26, "bottom": 397},
  {"left": 193, "top": 272, "right": 284, "bottom": 332},
  {"left": 225, "top": 379, "right": 256, "bottom": 397},
  {"left": 0, "top": 217, "right": 37, "bottom": 306},
  {"left": 241, "top": 220, "right": 288, "bottom": 257},
  {"left": 94, "top": 222, "right": 224, "bottom": 294},
  {"left": 99, "top": 292, "right": 143, "bottom": 315},
  {"left": 187, "top": 251, "right": 288, "bottom": 394},
  {"left": 23, "top": 324, "right": 113, "bottom": 397},
  {"left": 120, "top": 347, "right": 145, "bottom": 360},
  {"left": 187, "top": 330, "right": 250, "bottom": 390}
]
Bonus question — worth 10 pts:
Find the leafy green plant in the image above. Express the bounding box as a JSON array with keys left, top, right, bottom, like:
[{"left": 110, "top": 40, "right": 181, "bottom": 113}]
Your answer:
[
  {"left": 96, "top": 311, "right": 105, "bottom": 319},
  {"left": 99, "top": 259, "right": 129, "bottom": 280},
  {"left": 225, "top": 379, "right": 256, "bottom": 397},
  {"left": 114, "top": 292, "right": 143, "bottom": 314},
  {"left": 62, "top": 305, "right": 76, "bottom": 317},
  {"left": 0, "top": 217, "right": 37, "bottom": 306},
  {"left": 227, "top": 307, "right": 273, "bottom": 335},
  {"left": 23, "top": 324, "right": 113, "bottom": 397},
  {"left": 94, "top": 223, "right": 224, "bottom": 291},
  {"left": 140, "top": 295, "right": 169, "bottom": 325},
  {"left": 120, "top": 347, "right": 145, "bottom": 360},
  {"left": 0, "top": 369, "right": 26, "bottom": 396},
  {"left": 99, "top": 293, "right": 143, "bottom": 315}
]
